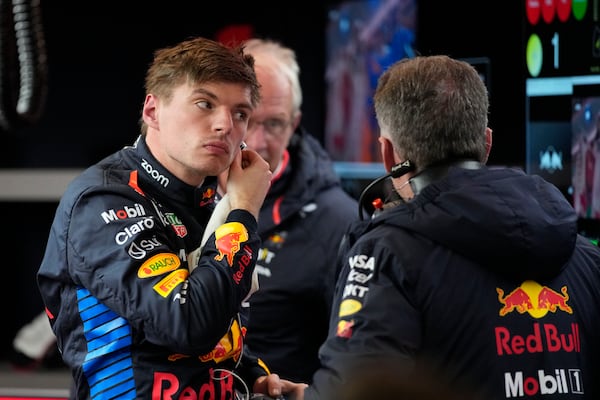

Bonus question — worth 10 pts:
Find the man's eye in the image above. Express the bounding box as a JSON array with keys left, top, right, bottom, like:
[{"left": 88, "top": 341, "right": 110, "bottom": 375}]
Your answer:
[
  {"left": 195, "top": 100, "right": 211, "bottom": 109},
  {"left": 235, "top": 111, "right": 249, "bottom": 121},
  {"left": 265, "top": 119, "right": 284, "bottom": 129}
]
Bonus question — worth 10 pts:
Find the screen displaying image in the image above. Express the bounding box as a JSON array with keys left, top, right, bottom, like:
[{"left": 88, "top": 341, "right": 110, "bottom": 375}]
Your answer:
[
  {"left": 324, "top": 0, "right": 417, "bottom": 164},
  {"left": 523, "top": 0, "right": 600, "bottom": 203},
  {"left": 525, "top": 84, "right": 573, "bottom": 200},
  {"left": 571, "top": 84, "right": 600, "bottom": 220}
]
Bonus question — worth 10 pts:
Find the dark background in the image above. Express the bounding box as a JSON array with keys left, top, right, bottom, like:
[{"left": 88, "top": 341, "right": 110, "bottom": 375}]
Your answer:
[{"left": 1, "top": 0, "right": 524, "bottom": 359}]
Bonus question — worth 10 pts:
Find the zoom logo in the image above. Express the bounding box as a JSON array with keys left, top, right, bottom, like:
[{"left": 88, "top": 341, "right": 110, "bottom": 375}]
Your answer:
[{"left": 141, "top": 158, "right": 169, "bottom": 187}]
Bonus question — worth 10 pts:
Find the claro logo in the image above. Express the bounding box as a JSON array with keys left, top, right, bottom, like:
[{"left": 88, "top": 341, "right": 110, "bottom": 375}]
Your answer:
[
  {"left": 141, "top": 158, "right": 169, "bottom": 187},
  {"left": 115, "top": 217, "right": 155, "bottom": 245}
]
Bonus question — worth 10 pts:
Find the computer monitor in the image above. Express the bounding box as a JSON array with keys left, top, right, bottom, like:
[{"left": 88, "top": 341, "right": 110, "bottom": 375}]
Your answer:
[
  {"left": 325, "top": 0, "right": 417, "bottom": 165},
  {"left": 571, "top": 84, "right": 600, "bottom": 238},
  {"left": 324, "top": 0, "right": 417, "bottom": 198},
  {"left": 523, "top": 0, "right": 600, "bottom": 203}
]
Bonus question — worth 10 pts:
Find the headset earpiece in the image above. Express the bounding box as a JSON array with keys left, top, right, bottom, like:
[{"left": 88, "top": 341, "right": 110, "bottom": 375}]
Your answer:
[{"left": 390, "top": 160, "right": 415, "bottom": 178}]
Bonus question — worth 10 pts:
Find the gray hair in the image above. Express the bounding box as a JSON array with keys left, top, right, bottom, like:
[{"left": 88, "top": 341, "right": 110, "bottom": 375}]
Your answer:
[
  {"left": 373, "top": 55, "right": 489, "bottom": 171},
  {"left": 243, "top": 38, "right": 302, "bottom": 117}
]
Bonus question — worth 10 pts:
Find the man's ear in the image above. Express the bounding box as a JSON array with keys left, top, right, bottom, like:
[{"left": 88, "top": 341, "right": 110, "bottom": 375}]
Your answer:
[
  {"left": 378, "top": 136, "right": 399, "bottom": 173},
  {"left": 484, "top": 127, "right": 493, "bottom": 163},
  {"left": 142, "top": 94, "right": 159, "bottom": 129}
]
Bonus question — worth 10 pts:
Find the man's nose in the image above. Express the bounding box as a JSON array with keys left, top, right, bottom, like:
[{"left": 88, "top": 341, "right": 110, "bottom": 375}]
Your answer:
[{"left": 213, "top": 108, "right": 234, "bottom": 132}]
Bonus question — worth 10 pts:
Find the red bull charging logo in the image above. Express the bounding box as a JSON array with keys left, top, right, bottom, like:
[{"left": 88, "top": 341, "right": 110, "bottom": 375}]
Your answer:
[
  {"left": 199, "top": 187, "right": 215, "bottom": 207},
  {"left": 336, "top": 319, "right": 354, "bottom": 339},
  {"left": 497, "top": 280, "right": 572, "bottom": 318},
  {"left": 214, "top": 222, "right": 249, "bottom": 267},
  {"left": 199, "top": 319, "right": 244, "bottom": 364}
]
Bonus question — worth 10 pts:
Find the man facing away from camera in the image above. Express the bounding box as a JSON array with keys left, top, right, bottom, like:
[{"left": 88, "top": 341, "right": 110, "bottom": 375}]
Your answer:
[{"left": 301, "top": 55, "right": 600, "bottom": 399}]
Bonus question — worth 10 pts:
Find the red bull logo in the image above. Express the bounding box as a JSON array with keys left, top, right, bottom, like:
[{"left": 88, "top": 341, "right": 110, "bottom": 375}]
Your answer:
[
  {"left": 497, "top": 280, "right": 572, "bottom": 318},
  {"left": 202, "top": 188, "right": 215, "bottom": 200},
  {"left": 336, "top": 319, "right": 354, "bottom": 338},
  {"left": 214, "top": 222, "right": 249, "bottom": 267},
  {"left": 152, "top": 368, "right": 234, "bottom": 399},
  {"left": 495, "top": 322, "right": 581, "bottom": 355},
  {"left": 199, "top": 188, "right": 216, "bottom": 207},
  {"left": 199, "top": 319, "right": 244, "bottom": 364}
]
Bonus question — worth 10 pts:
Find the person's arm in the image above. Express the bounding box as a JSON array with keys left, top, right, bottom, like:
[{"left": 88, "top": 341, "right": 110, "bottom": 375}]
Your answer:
[
  {"left": 61, "top": 186, "right": 257, "bottom": 354},
  {"left": 304, "top": 234, "right": 419, "bottom": 399},
  {"left": 226, "top": 148, "right": 272, "bottom": 219}
]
